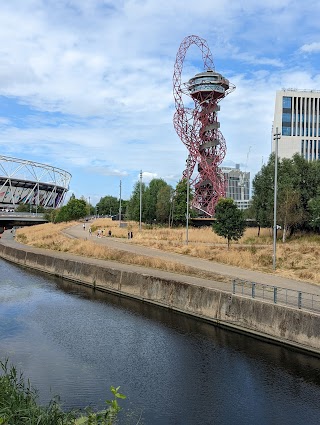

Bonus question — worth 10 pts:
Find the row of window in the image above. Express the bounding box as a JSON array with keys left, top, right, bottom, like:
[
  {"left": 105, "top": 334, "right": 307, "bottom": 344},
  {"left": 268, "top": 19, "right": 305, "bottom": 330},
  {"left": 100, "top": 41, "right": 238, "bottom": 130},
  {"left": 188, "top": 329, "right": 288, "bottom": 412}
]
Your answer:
[
  {"left": 226, "top": 182, "right": 250, "bottom": 200},
  {"left": 282, "top": 123, "right": 320, "bottom": 137},
  {"left": 283, "top": 96, "right": 320, "bottom": 113},
  {"left": 301, "top": 140, "right": 320, "bottom": 160},
  {"left": 282, "top": 96, "right": 320, "bottom": 137}
]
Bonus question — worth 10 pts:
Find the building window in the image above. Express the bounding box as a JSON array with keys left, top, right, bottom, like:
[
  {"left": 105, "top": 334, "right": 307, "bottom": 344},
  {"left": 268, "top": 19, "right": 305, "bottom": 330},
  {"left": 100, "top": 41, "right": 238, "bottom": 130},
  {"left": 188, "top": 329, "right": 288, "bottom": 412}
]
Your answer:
[
  {"left": 301, "top": 140, "right": 304, "bottom": 156},
  {"left": 282, "top": 112, "right": 291, "bottom": 121},
  {"left": 282, "top": 97, "right": 292, "bottom": 136},
  {"left": 282, "top": 126, "right": 291, "bottom": 136},
  {"left": 283, "top": 97, "right": 292, "bottom": 108}
]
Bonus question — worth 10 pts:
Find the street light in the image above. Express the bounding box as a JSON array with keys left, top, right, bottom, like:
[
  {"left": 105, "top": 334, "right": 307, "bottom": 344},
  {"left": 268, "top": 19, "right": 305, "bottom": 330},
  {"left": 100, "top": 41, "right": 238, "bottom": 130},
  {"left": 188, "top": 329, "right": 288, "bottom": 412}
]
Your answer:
[
  {"left": 273, "top": 127, "right": 281, "bottom": 270},
  {"left": 36, "top": 183, "right": 39, "bottom": 216},
  {"left": 119, "top": 180, "right": 122, "bottom": 228},
  {"left": 139, "top": 170, "right": 142, "bottom": 231},
  {"left": 186, "top": 156, "right": 190, "bottom": 245}
]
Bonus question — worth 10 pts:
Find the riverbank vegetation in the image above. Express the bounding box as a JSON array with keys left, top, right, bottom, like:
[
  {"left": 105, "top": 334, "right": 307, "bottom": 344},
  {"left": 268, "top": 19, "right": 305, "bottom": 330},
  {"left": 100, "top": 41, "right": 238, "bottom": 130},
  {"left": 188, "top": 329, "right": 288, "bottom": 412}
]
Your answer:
[
  {"left": 15, "top": 219, "right": 320, "bottom": 285},
  {"left": 0, "top": 360, "right": 127, "bottom": 424}
]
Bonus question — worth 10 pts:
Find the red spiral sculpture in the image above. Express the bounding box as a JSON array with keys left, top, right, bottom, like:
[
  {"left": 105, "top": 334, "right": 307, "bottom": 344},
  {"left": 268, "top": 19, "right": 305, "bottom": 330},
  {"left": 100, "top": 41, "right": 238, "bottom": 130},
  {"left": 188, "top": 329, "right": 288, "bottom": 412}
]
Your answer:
[{"left": 173, "top": 35, "right": 235, "bottom": 216}]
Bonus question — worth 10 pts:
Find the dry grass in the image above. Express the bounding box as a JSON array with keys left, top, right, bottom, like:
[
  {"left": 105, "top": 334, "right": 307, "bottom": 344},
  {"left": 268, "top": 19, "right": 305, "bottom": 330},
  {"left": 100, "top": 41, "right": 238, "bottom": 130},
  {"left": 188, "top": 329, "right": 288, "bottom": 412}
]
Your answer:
[
  {"left": 15, "top": 219, "right": 320, "bottom": 286},
  {"left": 15, "top": 222, "right": 231, "bottom": 285}
]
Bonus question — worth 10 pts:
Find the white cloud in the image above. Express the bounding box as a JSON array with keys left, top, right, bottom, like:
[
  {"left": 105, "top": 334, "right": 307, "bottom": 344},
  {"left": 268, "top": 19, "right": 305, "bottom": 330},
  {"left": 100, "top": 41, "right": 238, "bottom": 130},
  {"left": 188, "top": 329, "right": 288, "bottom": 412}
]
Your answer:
[
  {"left": 299, "top": 42, "right": 320, "bottom": 54},
  {"left": 0, "top": 0, "right": 320, "bottom": 201}
]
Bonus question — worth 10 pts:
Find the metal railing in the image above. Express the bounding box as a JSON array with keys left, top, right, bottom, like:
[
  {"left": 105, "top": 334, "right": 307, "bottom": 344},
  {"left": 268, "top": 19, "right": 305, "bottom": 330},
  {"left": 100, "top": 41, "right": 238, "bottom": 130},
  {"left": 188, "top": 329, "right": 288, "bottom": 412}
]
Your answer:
[{"left": 232, "top": 279, "right": 320, "bottom": 314}]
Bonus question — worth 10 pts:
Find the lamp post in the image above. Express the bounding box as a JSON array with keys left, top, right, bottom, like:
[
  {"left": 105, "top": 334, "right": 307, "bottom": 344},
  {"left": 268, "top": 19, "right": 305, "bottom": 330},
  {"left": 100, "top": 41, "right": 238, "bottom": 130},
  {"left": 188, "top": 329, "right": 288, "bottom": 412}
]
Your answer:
[
  {"left": 88, "top": 196, "right": 91, "bottom": 217},
  {"left": 36, "top": 183, "right": 39, "bottom": 216},
  {"left": 139, "top": 170, "right": 142, "bottom": 231},
  {"left": 119, "top": 180, "right": 122, "bottom": 228},
  {"left": 273, "top": 127, "right": 281, "bottom": 270},
  {"left": 186, "top": 156, "right": 190, "bottom": 245}
]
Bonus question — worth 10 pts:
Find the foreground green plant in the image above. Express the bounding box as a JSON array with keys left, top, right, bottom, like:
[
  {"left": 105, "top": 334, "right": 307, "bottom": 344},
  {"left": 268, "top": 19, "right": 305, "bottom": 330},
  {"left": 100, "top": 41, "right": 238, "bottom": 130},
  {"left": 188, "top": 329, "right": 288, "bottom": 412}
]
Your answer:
[
  {"left": 0, "top": 359, "right": 76, "bottom": 424},
  {"left": 0, "top": 360, "right": 135, "bottom": 425},
  {"left": 75, "top": 386, "right": 126, "bottom": 425}
]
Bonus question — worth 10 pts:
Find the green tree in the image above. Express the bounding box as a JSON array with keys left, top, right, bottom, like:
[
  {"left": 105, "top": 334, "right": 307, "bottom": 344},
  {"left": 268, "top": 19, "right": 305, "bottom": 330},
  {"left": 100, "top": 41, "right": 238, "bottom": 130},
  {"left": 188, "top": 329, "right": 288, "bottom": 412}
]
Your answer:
[
  {"left": 126, "top": 181, "right": 146, "bottom": 221},
  {"left": 156, "top": 184, "right": 173, "bottom": 224},
  {"left": 277, "top": 158, "right": 303, "bottom": 241},
  {"left": 171, "top": 179, "right": 195, "bottom": 226},
  {"left": 308, "top": 195, "right": 320, "bottom": 232},
  {"left": 65, "top": 198, "right": 87, "bottom": 220},
  {"left": 15, "top": 204, "right": 30, "bottom": 212},
  {"left": 144, "top": 179, "right": 169, "bottom": 223},
  {"left": 290, "top": 154, "right": 320, "bottom": 229},
  {"left": 55, "top": 198, "right": 87, "bottom": 222},
  {"left": 96, "top": 196, "right": 119, "bottom": 216},
  {"left": 212, "top": 198, "right": 246, "bottom": 249},
  {"left": 55, "top": 206, "right": 69, "bottom": 223},
  {"left": 44, "top": 208, "right": 59, "bottom": 223},
  {"left": 251, "top": 153, "right": 317, "bottom": 237},
  {"left": 251, "top": 154, "right": 276, "bottom": 228}
]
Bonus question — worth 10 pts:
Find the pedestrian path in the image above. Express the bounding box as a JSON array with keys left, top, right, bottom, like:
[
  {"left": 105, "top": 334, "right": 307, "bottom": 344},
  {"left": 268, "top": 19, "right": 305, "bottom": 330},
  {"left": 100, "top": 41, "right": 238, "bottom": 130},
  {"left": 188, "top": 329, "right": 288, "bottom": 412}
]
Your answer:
[{"left": 64, "top": 223, "right": 320, "bottom": 296}]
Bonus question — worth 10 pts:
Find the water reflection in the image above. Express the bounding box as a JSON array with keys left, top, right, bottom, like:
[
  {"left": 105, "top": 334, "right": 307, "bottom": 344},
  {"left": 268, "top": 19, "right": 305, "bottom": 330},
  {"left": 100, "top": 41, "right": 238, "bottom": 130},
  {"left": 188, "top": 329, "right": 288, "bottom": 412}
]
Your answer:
[{"left": 57, "top": 278, "right": 320, "bottom": 385}]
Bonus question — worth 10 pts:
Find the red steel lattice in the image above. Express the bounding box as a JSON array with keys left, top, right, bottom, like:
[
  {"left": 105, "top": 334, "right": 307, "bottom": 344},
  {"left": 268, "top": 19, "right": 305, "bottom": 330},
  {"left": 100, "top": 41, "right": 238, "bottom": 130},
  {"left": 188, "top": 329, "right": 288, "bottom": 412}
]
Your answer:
[{"left": 173, "top": 35, "right": 235, "bottom": 216}]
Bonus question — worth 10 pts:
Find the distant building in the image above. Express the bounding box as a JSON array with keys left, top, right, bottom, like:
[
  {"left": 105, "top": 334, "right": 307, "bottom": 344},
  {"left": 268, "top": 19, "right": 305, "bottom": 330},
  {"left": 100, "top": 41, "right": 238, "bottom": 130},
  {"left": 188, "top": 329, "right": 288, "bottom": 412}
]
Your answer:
[
  {"left": 273, "top": 89, "right": 320, "bottom": 160},
  {"left": 221, "top": 164, "right": 250, "bottom": 210}
]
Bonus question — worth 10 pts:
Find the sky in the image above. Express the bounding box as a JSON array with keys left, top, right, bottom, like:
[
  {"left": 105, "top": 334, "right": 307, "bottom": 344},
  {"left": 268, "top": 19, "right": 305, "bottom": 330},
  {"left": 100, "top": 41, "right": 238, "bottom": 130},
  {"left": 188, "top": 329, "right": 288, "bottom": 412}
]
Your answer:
[{"left": 1, "top": 0, "right": 320, "bottom": 204}]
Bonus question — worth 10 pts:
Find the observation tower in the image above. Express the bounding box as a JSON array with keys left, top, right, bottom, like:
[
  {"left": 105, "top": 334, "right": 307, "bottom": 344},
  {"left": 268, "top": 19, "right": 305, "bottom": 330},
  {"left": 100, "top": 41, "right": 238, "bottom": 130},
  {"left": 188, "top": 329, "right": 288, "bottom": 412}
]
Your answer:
[{"left": 173, "top": 35, "right": 235, "bottom": 216}]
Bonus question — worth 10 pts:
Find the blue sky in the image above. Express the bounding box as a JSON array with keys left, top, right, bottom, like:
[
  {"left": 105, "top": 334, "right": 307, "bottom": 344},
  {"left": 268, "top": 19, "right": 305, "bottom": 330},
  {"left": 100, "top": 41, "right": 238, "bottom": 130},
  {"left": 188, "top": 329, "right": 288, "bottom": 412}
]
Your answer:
[{"left": 1, "top": 0, "right": 320, "bottom": 204}]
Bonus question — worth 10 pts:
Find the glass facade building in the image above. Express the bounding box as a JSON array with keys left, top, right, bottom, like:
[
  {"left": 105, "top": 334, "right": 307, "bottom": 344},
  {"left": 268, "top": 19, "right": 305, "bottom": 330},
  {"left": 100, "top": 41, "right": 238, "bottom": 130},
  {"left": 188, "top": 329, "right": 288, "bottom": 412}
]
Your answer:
[{"left": 273, "top": 89, "right": 320, "bottom": 160}]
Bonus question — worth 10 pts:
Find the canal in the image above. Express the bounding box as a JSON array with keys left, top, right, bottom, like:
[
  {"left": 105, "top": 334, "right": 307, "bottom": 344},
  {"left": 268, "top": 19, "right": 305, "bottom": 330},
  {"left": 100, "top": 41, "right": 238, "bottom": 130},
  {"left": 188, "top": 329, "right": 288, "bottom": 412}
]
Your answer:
[{"left": 1, "top": 259, "right": 320, "bottom": 424}]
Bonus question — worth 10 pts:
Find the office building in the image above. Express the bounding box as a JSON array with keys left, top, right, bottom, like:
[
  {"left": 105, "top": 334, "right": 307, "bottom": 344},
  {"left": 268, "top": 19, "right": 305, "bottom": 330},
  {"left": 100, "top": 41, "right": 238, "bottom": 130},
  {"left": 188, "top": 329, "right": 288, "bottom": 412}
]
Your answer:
[
  {"left": 221, "top": 164, "right": 250, "bottom": 210},
  {"left": 273, "top": 89, "right": 320, "bottom": 160}
]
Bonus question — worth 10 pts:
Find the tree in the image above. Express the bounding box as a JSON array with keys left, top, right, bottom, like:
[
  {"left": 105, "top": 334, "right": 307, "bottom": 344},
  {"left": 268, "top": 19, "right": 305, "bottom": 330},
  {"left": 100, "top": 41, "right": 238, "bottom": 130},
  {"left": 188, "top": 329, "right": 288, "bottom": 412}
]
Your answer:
[
  {"left": 277, "top": 158, "right": 303, "bottom": 241},
  {"left": 156, "top": 184, "right": 173, "bottom": 224},
  {"left": 251, "top": 154, "right": 276, "bottom": 228},
  {"left": 126, "top": 181, "right": 146, "bottom": 221},
  {"left": 212, "top": 198, "right": 246, "bottom": 249},
  {"left": 15, "top": 204, "right": 30, "bottom": 212},
  {"left": 144, "top": 179, "right": 170, "bottom": 223},
  {"left": 96, "top": 196, "right": 119, "bottom": 216},
  {"left": 251, "top": 153, "right": 317, "bottom": 237},
  {"left": 55, "top": 198, "right": 87, "bottom": 222},
  {"left": 171, "top": 178, "right": 194, "bottom": 225},
  {"left": 308, "top": 195, "right": 320, "bottom": 232}
]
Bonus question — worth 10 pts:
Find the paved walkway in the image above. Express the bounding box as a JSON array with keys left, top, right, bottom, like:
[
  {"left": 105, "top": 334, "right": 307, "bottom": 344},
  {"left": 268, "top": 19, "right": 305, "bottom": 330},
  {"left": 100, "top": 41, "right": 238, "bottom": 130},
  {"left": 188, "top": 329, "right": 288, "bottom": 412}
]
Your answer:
[{"left": 64, "top": 223, "right": 320, "bottom": 296}]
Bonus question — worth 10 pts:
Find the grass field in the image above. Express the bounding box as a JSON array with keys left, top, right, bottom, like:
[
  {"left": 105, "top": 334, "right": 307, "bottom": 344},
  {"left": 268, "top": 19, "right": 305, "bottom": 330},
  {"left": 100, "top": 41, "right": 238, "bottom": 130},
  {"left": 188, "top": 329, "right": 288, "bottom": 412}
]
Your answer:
[{"left": 15, "top": 219, "right": 320, "bottom": 286}]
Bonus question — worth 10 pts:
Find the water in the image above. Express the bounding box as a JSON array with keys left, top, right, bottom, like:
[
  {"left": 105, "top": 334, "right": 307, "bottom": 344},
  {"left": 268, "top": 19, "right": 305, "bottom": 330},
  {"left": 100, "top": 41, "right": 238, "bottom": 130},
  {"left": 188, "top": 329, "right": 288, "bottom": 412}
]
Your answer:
[{"left": 1, "top": 259, "right": 320, "bottom": 424}]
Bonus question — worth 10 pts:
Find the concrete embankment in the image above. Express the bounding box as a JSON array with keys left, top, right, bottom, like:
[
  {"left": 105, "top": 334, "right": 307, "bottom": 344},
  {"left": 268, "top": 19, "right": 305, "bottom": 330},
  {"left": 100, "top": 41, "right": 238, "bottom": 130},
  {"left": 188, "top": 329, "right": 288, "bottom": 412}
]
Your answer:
[{"left": 0, "top": 241, "right": 320, "bottom": 356}]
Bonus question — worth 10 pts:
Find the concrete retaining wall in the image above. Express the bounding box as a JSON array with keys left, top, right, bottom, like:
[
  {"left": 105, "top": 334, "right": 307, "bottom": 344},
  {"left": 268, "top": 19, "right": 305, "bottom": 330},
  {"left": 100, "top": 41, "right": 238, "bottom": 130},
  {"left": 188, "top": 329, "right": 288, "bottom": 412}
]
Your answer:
[{"left": 0, "top": 242, "right": 320, "bottom": 355}]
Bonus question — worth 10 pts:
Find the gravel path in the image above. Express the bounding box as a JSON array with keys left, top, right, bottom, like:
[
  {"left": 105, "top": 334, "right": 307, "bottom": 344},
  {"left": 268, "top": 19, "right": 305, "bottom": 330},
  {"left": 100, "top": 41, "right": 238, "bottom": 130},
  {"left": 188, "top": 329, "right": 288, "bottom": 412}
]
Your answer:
[{"left": 64, "top": 223, "right": 320, "bottom": 296}]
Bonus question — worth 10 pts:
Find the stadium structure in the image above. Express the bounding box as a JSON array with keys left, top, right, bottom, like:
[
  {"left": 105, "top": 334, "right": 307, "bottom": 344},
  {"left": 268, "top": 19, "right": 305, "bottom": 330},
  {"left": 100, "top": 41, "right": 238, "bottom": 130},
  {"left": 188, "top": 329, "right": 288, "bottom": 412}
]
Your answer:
[
  {"left": 173, "top": 35, "right": 235, "bottom": 216},
  {"left": 0, "top": 155, "right": 71, "bottom": 209}
]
